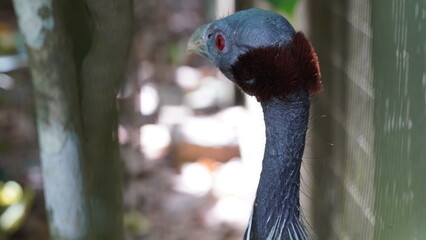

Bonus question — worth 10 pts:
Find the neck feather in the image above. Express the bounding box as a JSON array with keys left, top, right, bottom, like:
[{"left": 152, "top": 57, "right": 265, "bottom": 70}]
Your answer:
[{"left": 245, "top": 91, "right": 310, "bottom": 240}]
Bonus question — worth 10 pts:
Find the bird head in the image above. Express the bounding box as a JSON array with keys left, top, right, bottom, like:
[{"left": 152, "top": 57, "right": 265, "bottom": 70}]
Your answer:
[{"left": 188, "top": 8, "right": 322, "bottom": 101}]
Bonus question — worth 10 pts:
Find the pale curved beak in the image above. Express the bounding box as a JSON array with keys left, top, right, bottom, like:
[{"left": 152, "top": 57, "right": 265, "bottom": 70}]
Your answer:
[{"left": 187, "top": 24, "right": 210, "bottom": 58}]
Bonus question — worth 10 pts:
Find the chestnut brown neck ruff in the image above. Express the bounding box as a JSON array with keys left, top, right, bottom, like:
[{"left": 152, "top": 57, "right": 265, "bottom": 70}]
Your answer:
[{"left": 231, "top": 32, "right": 322, "bottom": 102}]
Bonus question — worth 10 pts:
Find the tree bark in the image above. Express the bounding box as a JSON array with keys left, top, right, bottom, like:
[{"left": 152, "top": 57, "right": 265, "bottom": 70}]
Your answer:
[
  {"left": 80, "top": 1, "right": 133, "bottom": 239},
  {"left": 12, "top": 0, "right": 133, "bottom": 239}
]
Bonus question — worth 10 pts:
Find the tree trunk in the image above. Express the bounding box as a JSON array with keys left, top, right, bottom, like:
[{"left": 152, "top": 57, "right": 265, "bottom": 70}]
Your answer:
[
  {"left": 80, "top": 1, "right": 132, "bottom": 239},
  {"left": 12, "top": 0, "right": 133, "bottom": 239}
]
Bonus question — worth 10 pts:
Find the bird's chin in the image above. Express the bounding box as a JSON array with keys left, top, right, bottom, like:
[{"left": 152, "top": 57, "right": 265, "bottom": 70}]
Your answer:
[{"left": 218, "top": 67, "right": 237, "bottom": 83}]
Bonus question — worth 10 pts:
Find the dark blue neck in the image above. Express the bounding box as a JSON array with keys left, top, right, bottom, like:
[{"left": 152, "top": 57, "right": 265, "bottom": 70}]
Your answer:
[{"left": 245, "top": 91, "right": 310, "bottom": 240}]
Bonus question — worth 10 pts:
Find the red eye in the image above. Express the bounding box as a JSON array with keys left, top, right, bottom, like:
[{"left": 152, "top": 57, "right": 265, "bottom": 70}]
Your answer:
[{"left": 215, "top": 34, "right": 225, "bottom": 51}]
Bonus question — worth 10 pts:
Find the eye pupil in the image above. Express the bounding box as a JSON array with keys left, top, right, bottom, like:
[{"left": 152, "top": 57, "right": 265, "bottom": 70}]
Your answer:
[{"left": 215, "top": 34, "right": 225, "bottom": 51}]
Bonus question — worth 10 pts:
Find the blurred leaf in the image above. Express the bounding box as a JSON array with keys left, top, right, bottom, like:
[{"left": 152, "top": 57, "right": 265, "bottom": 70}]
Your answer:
[
  {"left": 267, "top": 0, "right": 299, "bottom": 16},
  {"left": 167, "top": 42, "right": 185, "bottom": 66},
  {"left": 0, "top": 181, "right": 23, "bottom": 206},
  {"left": 124, "top": 210, "right": 151, "bottom": 236},
  {"left": 0, "top": 188, "right": 34, "bottom": 234},
  {"left": 0, "top": 23, "right": 18, "bottom": 55}
]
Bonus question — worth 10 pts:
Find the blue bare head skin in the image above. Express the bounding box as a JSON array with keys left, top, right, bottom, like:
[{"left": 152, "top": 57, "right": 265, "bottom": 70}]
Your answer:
[{"left": 188, "top": 8, "right": 296, "bottom": 81}]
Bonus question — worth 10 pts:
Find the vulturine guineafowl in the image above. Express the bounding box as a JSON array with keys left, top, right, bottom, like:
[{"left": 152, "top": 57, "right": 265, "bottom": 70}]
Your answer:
[{"left": 188, "top": 8, "right": 322, "bottom": 240}]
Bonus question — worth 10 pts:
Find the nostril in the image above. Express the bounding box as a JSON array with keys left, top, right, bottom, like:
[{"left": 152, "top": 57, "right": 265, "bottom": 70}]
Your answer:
[{"left": 207, "top": 33, "right": 212, "bottom": 38}]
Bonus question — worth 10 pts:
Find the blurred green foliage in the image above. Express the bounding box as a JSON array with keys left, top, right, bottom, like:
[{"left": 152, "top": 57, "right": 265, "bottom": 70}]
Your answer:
[
  {"left": 267, "top": 0, "right": 299, "bottom": 17},
  {"left": 0, "top": 181, "right": 34, "bottom": 236}
]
